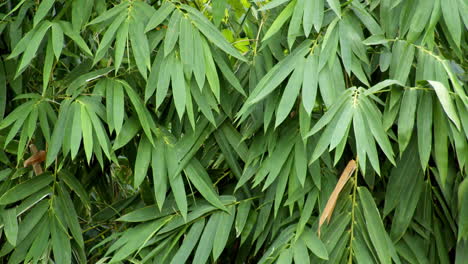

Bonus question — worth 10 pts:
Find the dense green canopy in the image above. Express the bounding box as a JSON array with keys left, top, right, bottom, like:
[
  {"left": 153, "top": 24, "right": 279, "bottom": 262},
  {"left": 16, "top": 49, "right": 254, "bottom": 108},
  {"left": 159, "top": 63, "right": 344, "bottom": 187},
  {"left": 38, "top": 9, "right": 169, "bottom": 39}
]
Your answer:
[{"left": 0, "top": 0, "right": 467, "bottom": 263}]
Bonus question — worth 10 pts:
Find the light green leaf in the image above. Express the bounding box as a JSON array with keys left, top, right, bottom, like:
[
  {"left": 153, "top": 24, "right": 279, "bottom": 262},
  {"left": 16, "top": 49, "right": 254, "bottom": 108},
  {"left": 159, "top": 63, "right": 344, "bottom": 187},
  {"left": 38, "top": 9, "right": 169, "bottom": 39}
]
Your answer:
[
  {"left": 397, "top": 89, "right": 418, "bottom": 153},
  {"left": 164, "top": 10, "right": 181, "bottom": 57},
  {"left": 262, "top": 0, "right": 296, "bottom": 42},
  {"left": 275, "top": 58, "right": 305, "bottom": 127},
  {"left": 113, "top": 81, "right": 124, "bottom": 135},
  {"left": 185, "top": 5, "right": 246, "bottom": 61},
  {"left": 145, "top": 1, "right": 175, "bottom": 32},
  {"left": 428, "top": 80, "right": 461, "bottom": 130},
  {"left": 0, "top": 173, "right": 53, "bottom": 205},
  {"left": 170, "top": 219, "right": 205, "bottom": 264},
  {"left": 134, "top": 136, "right": 151, "bottom": 188},
  {"left": 358, "top": 187, "right": 392, "bottom": 264},
  {"left": 3, "top": 208, "right": 18, "bottom": 246},
  {"left": 33, "top": 0, "right": 54, "bottom": 27},
  {"left": 326, "top": 0, "right": 341, "bottom": 18},
  {"left": 129, "top": 17, "right": 151, "bottom": 79}
]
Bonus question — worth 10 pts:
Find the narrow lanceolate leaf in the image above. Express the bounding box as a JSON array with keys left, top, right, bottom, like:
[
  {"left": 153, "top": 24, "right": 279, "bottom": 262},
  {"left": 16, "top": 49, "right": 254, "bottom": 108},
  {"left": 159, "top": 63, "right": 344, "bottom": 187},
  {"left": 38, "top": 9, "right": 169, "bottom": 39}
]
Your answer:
[
  {"left": 113, "top": 81, "right": 124, "bottom": 135},
  {"left": 326, "top": 0, "right": 342, "bottom": 18},
  {"left": 145, "top": 1, "right": 175, "bottom": 32},
  {"left": 0, "top": 173, "right": 53, "bottom": 205},
  {"left": 417, "top": 92, "right": 433, "bottom": 170},
  {"left": 428, "top": 80, "right": 461, "bottom": 130},
  {"left": 275, "top": 58, "right": 305, "bottom": 127},
  {"left": 3, "top": 208, "right": 18, "bottom": 246},
  {"left": 170, "top": 219, "right": 205, "bottom": 264},
  {"left": 318, "top": 160, "right": 356, "bottom": 236},
  {"left": 358, "top": 187, "right": 392, "bottom": 264},
  {"left": 134, "top": 136, "right": 152, "bottom": 188},
  {"left": 302, "top": 54, "right": 319, "bottom": 114},
  {"left": 120, "top": 80, "right": 154, "bottom": 145},
  {"left": 33, "top": 0, "right": 55, "bottom": 27},
  {"left": 441, "top": 0, "right": 461, "bottom": 47},
  {"left": 164, "top": 10, "right": 182, "bottom": 56},
  {"left": 130, "top": 17, "right": 151, "bottom": 79},
  {"left": 81, "top": 104, "right": 93, "bottom": 163},
  {"left": 262, "top": 0, "right": 296, "bottom": 42},
  {"left": 398, "top": 89, "right": 418, "bottom": 153},
  {"left": 184, "top": 5, "right": 246, "bottom": 61},
  {"left": 16, "top": 21, "right": 52, "bottom": 77},
  {"left": 171, "top": 57, "right": 186, "bottom": 119}
]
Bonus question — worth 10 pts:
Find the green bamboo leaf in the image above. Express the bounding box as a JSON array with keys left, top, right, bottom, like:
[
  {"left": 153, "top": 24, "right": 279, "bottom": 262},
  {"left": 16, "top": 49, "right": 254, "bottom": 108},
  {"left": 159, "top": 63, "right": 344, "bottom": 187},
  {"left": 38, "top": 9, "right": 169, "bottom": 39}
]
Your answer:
[
  {"left": 262, "top": 0, "right": 296, "bottom": 42},
  {"left": 80, "top": 104, "right": 93, "bottom": 163},
  {"left": 329, "top": 100, "right": 353, "bottom": 150},
  {"left": 86, "top": 104, "right": 111, "bottom": 159},
  {"left": 51, "top": 22, "right": 63, "bottom": 59},
  {"left": 242, "top": 40, "right": 312, "bottom": 109},
  {"left": 201, "top": 40, "right": 221, "bottom": 102},
  {"left": 192, "top": 28, "right": 206, "bottom": 89},
  {"left": 113, "top": 81, "right": 124, "bottom": 135},
  {"left": 193, "top": 213, "right": 219, "bottom": 264},
  {"left": 171, "top": 57, "right": 186, "bottom": 119},
  {"left": 302, "top": 0, "right": 313, "bottom": 36},
  {"left": 358, "top": 187, "right": 392, "bottom": 264},
  {"left": 16, "top": 21, "right": 52, "bottom": 77},
  {"left": 51, "top": 215, "right": 72, "bottom": 264},
  {"left": 46, "top": 100, "right": 71, "bottom": 167},
  {"left": 294, "top": 138, "right": 308, "bottom": 186},
  {"left": 70, "top": 103, "right": 82, "bottom": 159},
  {"left": 120, "top": 80, "right": 154, "bottom": 145},
  {"left": 152, "top": 137, "right": 168, "bottom": 210},
  {"left": 58, "top": 21, "right": 92, "bottom": 56},
  {"left": 113, "top": 116, "right": 141, "bottom": 150},
  {"left": 397, "top": 89, "right": 418, "bottom": 153},
  {"left": 57, "top": 183, "right": 84, "bottom": 248},
  {"left": 293, "top": 238, "right": 310, "bottom": 264},
  {"left": 0, "top": 100, "right": 35, "bottom": 130},
  {"left": 305, "top": 89, "right": 352, "bottom": 138},
  {"left": 302, "top": 228, "right": 328, "bottom": 260},
  {"left": 114, "top": 19, "right": 129, "bottom": 73},
  {"left": 275, "top": 58, "right": 305, "bottom": 127},
  {"left": 302, "top": 54, "right": 319, "bottom": 114},
  {"left": 326, "top": 0, "right": 341, "bottom": 18},
  {"left": 212, "top": 206, "right": 235, "bottom": 260},
  {"left": 212, "top": 49, "right": 245, "bottom": 96},
  {"left": 179, "top": 16, "right": 194, "bottom": 74},
  {"left": 156, "top": 52, "right": 173, "bottom": 109},
  {"left": 134, "top": 136, "right": 152, "bottom": 188},
  {"left": 277, "top": 248, "right": 293, "bottom": 264},
  {"left": 184, "top": 160, "right": 227, "bottom": 211},
  {"left": 184, "top": 5, "right": 246, "bottom": 61},
  {"left": 295, "top": 191, "right": 317, "bottom": 240},
  {"left": 60, "top": 170, "right": 91, "bottom": 209},
  {"left": 359, "top": 97, "right": 395, "bottom": 165},
  {"left": 417, "top": 92, "right": 433, "bottom": 170},
  {"left": 428, "top": 80, "right": 461, "bottom": 130},
  {"left": 441, "top": 0, "right": 461, "bottom": 47},
  {"left": 259, "top": 0, "right": 290, "bottom": 11},
  {"left": 164, "top": 10, "right": 181, "bottom": 56},
  {"left": 0, "top": 173, "right": 53, "bottom": 205},
  {"left": 33, "top": 0, "right": 54, "bottom": 27},
  {"left": 433, "top": 104, "right": 449, "bottom": 184},
  {"left": 129, "top": 17, "right": 151, "bottom": 79},
  {"left": 170, "top": 219, "right": 205, "bottom": 264},
  {"left": 145, "top": 1, "right": 175, "bottom": 32},
  {"left": 2, "top": 208, "right": 18, "bottom": 246},
  {"left": 88, "top": 2, "right": 129, "bottom": 25},
  {"left": 93, "top": 12, "right": 126, "bottom": 65}
]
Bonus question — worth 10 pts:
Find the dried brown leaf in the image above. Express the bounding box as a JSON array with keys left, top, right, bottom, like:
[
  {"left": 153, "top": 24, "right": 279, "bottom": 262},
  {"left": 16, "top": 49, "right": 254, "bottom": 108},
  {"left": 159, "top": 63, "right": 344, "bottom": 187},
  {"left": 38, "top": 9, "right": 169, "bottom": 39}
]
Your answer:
[{"left": 318, "top": 159, "right": 356, "bottom": 237}]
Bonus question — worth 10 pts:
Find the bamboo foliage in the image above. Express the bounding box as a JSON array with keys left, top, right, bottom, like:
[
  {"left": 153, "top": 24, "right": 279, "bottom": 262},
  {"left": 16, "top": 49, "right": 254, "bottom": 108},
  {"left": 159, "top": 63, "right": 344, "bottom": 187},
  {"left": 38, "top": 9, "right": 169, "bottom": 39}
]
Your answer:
[{"left": 0, "top": 0, "right": 466, "bottom": 263}]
